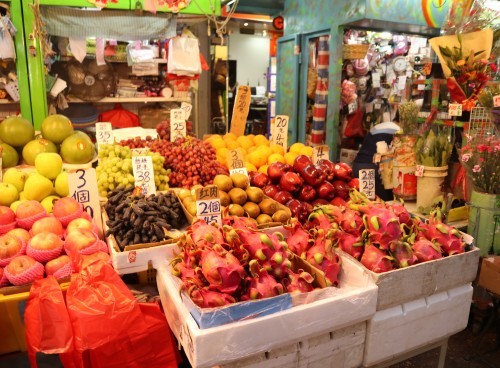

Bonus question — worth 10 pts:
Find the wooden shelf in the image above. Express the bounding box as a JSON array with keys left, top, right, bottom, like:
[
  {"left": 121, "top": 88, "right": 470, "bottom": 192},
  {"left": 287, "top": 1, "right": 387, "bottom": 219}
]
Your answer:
[{"left": 66, "top": 96, "right": 191, "bottom": 104}]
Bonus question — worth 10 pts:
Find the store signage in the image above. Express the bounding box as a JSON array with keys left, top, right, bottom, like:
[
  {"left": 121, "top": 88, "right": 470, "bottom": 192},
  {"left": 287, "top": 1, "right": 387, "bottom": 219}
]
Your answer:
[
  {"left": 359, "top": 169, "right": 375, "bottom": 200},
  {"left": 312, "top": 145, "right": 329, "bottom": 164},
  {"left": 271, "top": 115, "right": 289, "bottom": 151},
  {"left": 68, "top": 168, "right": 102, "bottom": 233},
  {"left": 230, "top": 86, "right": 251, "bottom": 137},
  {"left": 170, "top": 108, "right": 186, "bottom": 142},
  {"left": 415, "top": 165, "right": 424, "bottom": 177},
  {"left": 181, "top": 102, "right": 193, "bottom": 120},
  {"left": 132, "top": 156, "right": 156, "bottom": 197},
  {"left": 448, "top": 103, "right": 463, "bottom": 117},
  {"left": 227, "top": 149, "right": 248, "bottom": 177},
  {"left": 195, "top": 185, "right": 222, "bottom": 226},
  {"left": 494, "top": 95, "right": 500, "bottom": 108},
  {"left": 95, "top": 122, "right": 113, "bottom": 147}
]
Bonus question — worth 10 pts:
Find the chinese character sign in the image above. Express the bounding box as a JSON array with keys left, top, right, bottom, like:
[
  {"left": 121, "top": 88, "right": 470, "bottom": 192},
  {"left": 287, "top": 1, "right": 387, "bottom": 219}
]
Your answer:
[
  {"left": 448, "top": 103, "right": 462, "bottom": 117},
  {"left": 195, "top": 185, "right": 221, "bottom": 226},
  {"left": 95, "top": 122, "right": 113, "bottom": 146},
  {"left": 359, "top": 169, "right": 375, "bottom": 200},
  {"left": 132, "top": 156, "right": 156, "bottom": 197},
  {"left": 230, "top": 86, "right": 251, "bottom": 137},
  {"left": 170, "top": 108, "right": 186, "bottom": 142},
  {"left": 227, "top": 149, "right": 248, "bottom": 177},
  {"left": 271, "top": 115, "right": 289, "bottom": 151},
  {"left": 68, "top": 168, "right": 102, "bottom": 234},
  {"left": 312, "top": 145, "right": 329, "bottom": 164}
]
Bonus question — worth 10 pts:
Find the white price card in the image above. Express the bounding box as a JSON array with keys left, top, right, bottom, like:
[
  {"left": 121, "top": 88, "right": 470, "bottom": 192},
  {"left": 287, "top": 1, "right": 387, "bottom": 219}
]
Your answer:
[
  {"left": 448, "top": 103, "right": 463, "bottom": 117},
  {"left": 132, "top": 156, "right": 156, "bottom": 197},
  {"left": 271, "top": 115, "right": 289, "bottom": 151},
  {"left": 181, "top": 102, "right": 192, "bottom": 120},
  {"left": 494, "top": 95, "right": 500, "bottom": 108},
  {"left": 374, "top": 103, "right": 381, "bottom": 110},
  {"left": 131, "top": 147, "right": 150, "bottom": 156},
  {"left": 195, "top": 185, "right": 222, "bottom": 226},
  {"left": 312, "top": 145, "right": 329, "bottom": 164},
  {"left": 359, "top": 169, "right": 376, "bottom": 200},
  {"left": 170, "top": 108, "right": 186, "bottom": 142},
  {"left": 397, "top": 76, "right": 407, "bottom": 91},
  {"left": 95, "top": 122, "right": 113, "bottom": 146},
  {"left": 348, "top": 101, "right": 358, "bottom": 114},
  {"left": 227, "top": 149, "right": 248, "bottom": 177},
  {"left": 372, "top": 72, "right": 381, "bottom": 88},
  {"left": 415, "top": 165, "right": 425, "bottom": 177},
  {"left": 68, "top": 168, "right": 102, "bottom": 234}
]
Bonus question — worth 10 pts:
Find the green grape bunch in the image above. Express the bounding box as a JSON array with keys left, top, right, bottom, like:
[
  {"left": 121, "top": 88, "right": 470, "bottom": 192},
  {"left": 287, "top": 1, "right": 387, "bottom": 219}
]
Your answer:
[{"left": 96, "top": 144, "right": 171, "bottom": 197}]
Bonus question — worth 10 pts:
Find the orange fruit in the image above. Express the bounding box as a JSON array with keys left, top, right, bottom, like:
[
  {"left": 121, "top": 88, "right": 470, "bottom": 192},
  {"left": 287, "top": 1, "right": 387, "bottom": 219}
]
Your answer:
[
  {"left": 223, "top": 132, "right": 237, "bottom": 141},
  {"left": 270, "top": 144, "right": 285, "bottom": 155},
  {"left": 226, "top": 140, "right": 240, "bottom": 150},
  {"left": 253, "top": 134, "right": 269, "bottom": 146},
  {"left": 284, "top": 151, "right": 299, "bottom": 166},
  {"left": 267, "top": 153, "right": 285, "bottom": 165},
  {"left": 248, "top": 150, "right": 268, "bottom": 168},
  {"left": 258, "top": 164, "right": 269, "bottom": 174},
  {"left": 299, "top": 145, "right": 314, "bottom": 157},
  {"left": 245, "top": 161, "right": 257, "bottom": 173},
  {"left": 289, "top": 142, "right": 305, "bottom": 154},
  {"left": 236, "top": 135, "right": 254, "bottom": 151}
]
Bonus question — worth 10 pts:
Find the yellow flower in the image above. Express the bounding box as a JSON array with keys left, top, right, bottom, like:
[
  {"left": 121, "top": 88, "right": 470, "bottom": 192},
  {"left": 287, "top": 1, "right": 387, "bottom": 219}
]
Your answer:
[{"left": 456, "top": 59, "right": 466, "bottom": 66}]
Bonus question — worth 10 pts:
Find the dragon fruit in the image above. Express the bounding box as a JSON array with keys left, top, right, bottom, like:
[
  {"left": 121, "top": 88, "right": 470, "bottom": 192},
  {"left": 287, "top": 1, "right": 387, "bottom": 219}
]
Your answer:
[
  {"left": 200, "top": 244, "right": 245, "bottom": 294},
  {"left": 339, "top": 208, "right": 364, "bottom": 236},
  {"left": 306, "top": 205, "right": 341, "bottom": 233},
  {"left": 241, "top": 260, "right": 284, "bottom": 300},
  {"left": 333, "top": 230, "right": 364, "bottom": 260},
  {"left": 412, "top": 238, "right": 443, "bottom": 262},
  {"left": 283, "top": 269, "right": 315, "bottom": 293},
  {"left": 306, "top": 229, "right": 341, "bottom": 286},
  {"left": 222, "top": 215, "right": 258, "bottom": 231},
  {"left": 361, "top": 243, "right": 394, "bottom": 273},
  {"left": 389, "top": 201, "right": 412, "bottom": 227},
  {"left": 422, "top": 214, "right": 465, "bottom": 256},
  {"left": 388, "top": 240, "right": 417, "bottom": 268},
  {"left": 188, "top": 286, "right": 236, "bottom": 308},
  {"left": 189, "top": 219, "right": 225, "bottom": 247},
  {"left": 285, "top": 218, "right": 313, "bottom": 258},
  {"left": 353, "top": 204, "right": 402, "bottom": 250}
]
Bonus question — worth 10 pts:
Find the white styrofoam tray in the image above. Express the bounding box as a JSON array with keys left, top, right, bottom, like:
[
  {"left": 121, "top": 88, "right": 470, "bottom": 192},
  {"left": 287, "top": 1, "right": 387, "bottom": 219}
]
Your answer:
[
  {"left": 363, "top": 283, "right": 473, "bottom": 367},
  {"left": 157, "top": 254, "right": 378, "bottom": 368}
]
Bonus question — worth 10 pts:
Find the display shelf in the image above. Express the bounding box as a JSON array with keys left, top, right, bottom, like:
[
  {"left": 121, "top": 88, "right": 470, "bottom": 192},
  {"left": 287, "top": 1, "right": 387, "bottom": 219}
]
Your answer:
[{"left": 66, "top": 96, "right": 191, "bottom": 104}]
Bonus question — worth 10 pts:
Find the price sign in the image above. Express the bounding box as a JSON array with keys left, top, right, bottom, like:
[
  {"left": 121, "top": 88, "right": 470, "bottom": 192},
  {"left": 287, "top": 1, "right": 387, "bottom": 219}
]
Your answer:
[
  {"left": 170, "top": 108, "right": 186, "bottom": 142},
  {"left": 494, "top": 95, "right": 500, "bottom": 108},
  {"left": 132, "top": 156, "right": 156, "bottom": 197},
  {"left": 415, "top": 165, "right": 425, "bottom": 177},
  {"left": 195, "top": 185, "right": 222, "bottom": 226},
  {"left": 95, "top": 122, "right": 113, "bottom": 147},
  {"left": 181, "top": 102, "right": 192, "bottom": 120},
  {"left": 423, "top": 62, "right": 432, "bottom": 76},
  {"left": 359, "top": 169, "right": 375, "bottom": 200},
  {"left": 397, "top": 76, "right": 407, "bottom": 91},
  {"left": 312, "top": 145, "right": 329, "bottom": 164},
  {"left": 374, "top": 103, "right": 381, "bottom": 110},
  {"left": 448, "top": 103, "right": 463, "bottom": 117},
  {"left": 372, "top": 72, "right": 381, "bottom": 88},
  {"left": 230, "top": 85, "right": 251, "bottom": 137},
  {"left": 271, "top": 115, "right": 289, "bottom": 151},
  {"left": 227, "top": 149, "right": 248, "bottom": 177},
  {"left": 68, "top": 168, "right": 102, "bottom": 234},
  {"left": 131, "top": 147, "right": 150, "bottom": 156}
]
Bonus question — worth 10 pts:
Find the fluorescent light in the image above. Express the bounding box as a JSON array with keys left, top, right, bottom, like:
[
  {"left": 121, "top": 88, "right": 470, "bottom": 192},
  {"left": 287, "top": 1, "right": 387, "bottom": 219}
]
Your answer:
[{"left": 243, "top": 22, "right": 249, "bottom": 27}]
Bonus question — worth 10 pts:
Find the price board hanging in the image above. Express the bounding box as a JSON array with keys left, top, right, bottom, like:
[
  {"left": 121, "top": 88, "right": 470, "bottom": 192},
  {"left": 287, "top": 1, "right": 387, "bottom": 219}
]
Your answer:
[
  {"left": 95, "top": 122, "right": 113, "bottom": 147},
  {"left": 359, "top": 169, "right": 376, "bottom": 200},
  {"left": 68, "top": 168, "right": 102, "bottom": 234},
  {"left": 230, "top": 85, "right": 251, "bottom": 137},
  {"left": 312, "top": 145, "right": 329, "bottom": 164},
  {"left": 271, "top": 115, "right": 289, "bottom": 151},
  {"left": 227, "top": 149, "right": 248, "bottom": 177},
  {"left": 170, "top": 108, "right": 186, "bottom": 142},
  {"left": 132, "top": 156, "right": 156, "bottom": 197},
  {"left": 195, "top": 185, "right": 222, "bottom": 226},
  {"left": 181, "top": 102, "right": 193, "bottom": 120}
]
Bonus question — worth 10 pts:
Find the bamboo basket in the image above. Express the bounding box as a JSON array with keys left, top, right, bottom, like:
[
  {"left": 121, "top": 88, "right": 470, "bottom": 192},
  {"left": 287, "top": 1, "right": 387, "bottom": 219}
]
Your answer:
[{"left": 343, "top": 44, "right": 370, "bottom": 60}]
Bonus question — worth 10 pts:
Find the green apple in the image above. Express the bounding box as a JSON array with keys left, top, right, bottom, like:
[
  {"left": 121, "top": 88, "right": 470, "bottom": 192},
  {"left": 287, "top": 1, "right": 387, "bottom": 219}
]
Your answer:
[
  {"left": 23, "top": 173, "right": 54, "bottom": 202},
  {"left": 3, "top": 168, "right": 27, "bottom": 193},
  {"left": 10, "top": 200, "right": 26, "bottom": 213},
  {"left": 40, "top": 195, "right": 61, "bottom": 214},
  {"left": 0, "top": 183, "right": 19, "bottom": 206},
  {"left": 0, "top": 142, "right": 19, "bottom": 168},
  {"left": 35, "top": 152, "right": 63, "bottom": 180},
  {"left": 54, "top": 171, "right": 69, "bottom": 197}
]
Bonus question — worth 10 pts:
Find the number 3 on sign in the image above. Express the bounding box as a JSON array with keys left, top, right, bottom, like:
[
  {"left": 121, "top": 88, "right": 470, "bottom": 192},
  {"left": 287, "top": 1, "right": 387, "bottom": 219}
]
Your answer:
[{"left": 271, "top": 115, "right": 289, "bottom": 151}]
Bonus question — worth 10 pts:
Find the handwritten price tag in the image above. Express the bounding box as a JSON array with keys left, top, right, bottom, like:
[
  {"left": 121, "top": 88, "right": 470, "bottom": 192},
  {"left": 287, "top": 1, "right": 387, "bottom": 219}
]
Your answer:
[
  {"left": 359, "top": 169, "right": 376, "bottom": 200},
  {"left": 494, "top": 95, "right": 500, "bottom": 108},
  {"left": 132, "top": 156, "right": 156, "bottom": 197},
  {"left": 181, "top": 102, "right": 192, "bottom": 120},
  {"left": 448, "top": 103, "right": 463, "bottom": 117},
  {"left": 170, "top": 108, "right": 186, "bottom": 142},
  {"left": 227, "top": 149, "right": 248, "bottom": 177},
  {"left": 68, "top": 168, "right": 102, "bottom": 234},
  {"left": 415, "top": 165, "right": 425, "bottom": 177},
  {"left": 397, "top": 76, "right": 407, "bottom": 91},
  {"left": 372, "top": 72, "right": 380, "bottom": 88},
  {"left": 195, "top": 185, "right": 222, "bottom": 226},
  {"left": 95, "top": 122, "right": 113, "bottom": 147},
  {"left": 131, "top": 147, "right": 150, "bottom": 156},
  {"left": 271, "top": 115, "right": 289, "bottom": 151},
  {"left": 312, "top": 145, "right": 329, "bottom": 164}
]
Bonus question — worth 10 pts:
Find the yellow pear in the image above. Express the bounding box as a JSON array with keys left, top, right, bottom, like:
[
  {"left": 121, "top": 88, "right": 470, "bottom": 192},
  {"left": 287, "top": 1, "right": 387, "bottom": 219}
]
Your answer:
[{"left": 24, "top": 173, "right": 54, "bottom": 202}]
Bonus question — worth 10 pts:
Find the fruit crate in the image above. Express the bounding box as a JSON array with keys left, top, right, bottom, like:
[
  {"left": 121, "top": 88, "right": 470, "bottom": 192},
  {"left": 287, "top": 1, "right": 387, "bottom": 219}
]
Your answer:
[{"left": 156, "top": 253, "right": 377, "bottom": 368}]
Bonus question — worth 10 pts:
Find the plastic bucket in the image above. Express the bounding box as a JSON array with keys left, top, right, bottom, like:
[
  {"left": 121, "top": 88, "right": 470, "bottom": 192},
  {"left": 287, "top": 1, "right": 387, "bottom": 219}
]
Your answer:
[
  {"left": 416, "top": 166, "right": 448, "bottom": 213},
  {"left": 393, "top": 166, "right": 417, "bottom": 200},
  {"left": 392, "top": 134, "right": 417, "bottom": 167},
  {"left": 468, "top": 190, "right": 500, "bottom": 256}
]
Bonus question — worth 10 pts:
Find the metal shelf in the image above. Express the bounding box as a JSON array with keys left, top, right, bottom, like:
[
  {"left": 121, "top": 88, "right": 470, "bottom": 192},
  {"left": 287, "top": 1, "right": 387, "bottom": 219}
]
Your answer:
[{"left": 66, "top": 96, "right": 191, "bottom": 104}]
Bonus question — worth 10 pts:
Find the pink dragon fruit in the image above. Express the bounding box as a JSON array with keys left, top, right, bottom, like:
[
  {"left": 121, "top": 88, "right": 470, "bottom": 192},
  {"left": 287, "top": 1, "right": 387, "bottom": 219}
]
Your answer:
[
  {"left": 306, "top": 229, "right": 341, "bottom": 286},
  {"left": 188, "top": 286, "right": 236, "bottom": 308},
  {"left": 389, "top": 201, "right": 412, "bottom": 227},
  {"left": 333, "top": 230, "right": 364, "bottom": 260},
  {"left": 189, "top": 219, "right": 225, "bottom": 247},
  {"left": 388, "top": 240, "right": 417, "bottom": 268},
  {"left": 283, "top": 269, "right": 315, "bottom": 294},
  {"left": 361, "top": 243, "right": 394, "bottom": 273},
  {"left": 223, "top": 215, "right": 258, "bottom": 230},
  {"left": 412, "top": 238, "right": 443, "bottom": 262},
  {"left": 285, "top": 218, "right": 313, "bottom": 258},
  {"left": 422, "top": 214, "right": 465, "bottom": 256},
  {"left": 352, "top": 204, "right": 402, "bottom": 250},
  {"left": 306, "top": 205, "right": 341, "bottom": 233},
  {"left": 339, "top": 208, "right": 364, "bottom": 236},
  {"left": 200, "top": 244, "right": 245, "bottom": 294},
  {"left": 241, "top": 260, "right": 284, "bottom": 300}
]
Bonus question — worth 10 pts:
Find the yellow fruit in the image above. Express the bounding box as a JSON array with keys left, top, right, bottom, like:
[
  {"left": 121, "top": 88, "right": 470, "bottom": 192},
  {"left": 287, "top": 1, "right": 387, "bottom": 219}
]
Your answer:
[
  {"left": 253, "top": 134, "right": 269, "bottom": 146},
  {"left": 267, "top": 153, "right": 285, "bottom": 165},
  {"left": 223, "top": 132, "right": 237, "bottom": 141},
  {"left": 289, "top": 142, "right": 305, "bottom": 154},
  {"left": 226, "top": 140, "right": 240, "bottom": 150},
  {"left": 247, "top": 146, "right": 257, "bottom": 154},
  {"left": 270, "top": 144, "right": 285, "bottom": 155},
  {"left": 210, "top": 138, "right": 226, "bottom": 150},
  {"left": 248, "top": 151, "right": 267, "bottom": 169},
  {"left": 236, "top": 136, "right": 254, "bottom": 151},
  {"left": 258, "top": 164, "right": 269, "bottom": 174},
  {"left": 299, "top": 145, "right": 314, "bottom": 157},
  {"left": 244, "top": 161, "right": 257, "bottom": 173},
  {"left": 284, "top": 152, "right": 299, "bottom": 166},
  {"left": 217, "top": 147, "right": 229, "bottom": 160}
]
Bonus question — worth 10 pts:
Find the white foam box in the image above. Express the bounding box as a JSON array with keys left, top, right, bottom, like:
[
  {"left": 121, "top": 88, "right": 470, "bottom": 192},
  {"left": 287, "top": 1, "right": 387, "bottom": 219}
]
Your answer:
[
  {"left": 343, "top": 232, "right": 480, "bottom": 310},
  {"left": 157, "top": 254, "right": 378, "bottom": 368},
  {"left": 363, "top": 283, "right": 473, "bottom": 367}
]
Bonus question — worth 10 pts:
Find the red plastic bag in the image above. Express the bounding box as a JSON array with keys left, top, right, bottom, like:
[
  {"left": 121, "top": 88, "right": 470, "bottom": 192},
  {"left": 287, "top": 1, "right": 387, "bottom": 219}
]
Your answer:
[
  {"left": 98, "top": 103, "right": 139, "bottom": 128},
  {"left": 25, "top": 276, "right": 73, "bottom": 368},
  {"left": 344, "top": 105, "right": 365, "bottom": 138}
]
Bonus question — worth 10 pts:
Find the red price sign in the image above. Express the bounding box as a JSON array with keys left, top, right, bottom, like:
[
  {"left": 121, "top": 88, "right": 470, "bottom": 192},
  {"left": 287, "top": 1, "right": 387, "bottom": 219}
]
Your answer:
[{"left": 448, "top": 103, "right": 463, "bottom": 117}]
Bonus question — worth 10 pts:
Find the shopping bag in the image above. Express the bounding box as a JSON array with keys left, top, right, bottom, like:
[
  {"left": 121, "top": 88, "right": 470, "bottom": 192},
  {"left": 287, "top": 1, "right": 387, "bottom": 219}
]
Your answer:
[
  {"left": 167, "top": 36, "right": 202, "bottom": 76},
  {"left": 24, "top": 276, "right": 73, "bottom": 368}
]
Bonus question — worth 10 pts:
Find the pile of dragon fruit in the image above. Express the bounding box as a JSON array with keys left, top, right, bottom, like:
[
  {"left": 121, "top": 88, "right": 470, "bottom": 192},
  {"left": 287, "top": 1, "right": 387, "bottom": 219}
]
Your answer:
[
  {"left": 171, "top": 216, "right": 341, "bottom": 308},
  {"left": 288, "top": 189, "right": 466, "bottom": 274}
]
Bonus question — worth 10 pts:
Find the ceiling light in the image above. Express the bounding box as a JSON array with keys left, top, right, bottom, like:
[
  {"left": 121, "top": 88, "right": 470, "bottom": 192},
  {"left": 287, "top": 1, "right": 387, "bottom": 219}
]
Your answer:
[{"left": 243, "top": 22, "right": 249, "bottom": 27}]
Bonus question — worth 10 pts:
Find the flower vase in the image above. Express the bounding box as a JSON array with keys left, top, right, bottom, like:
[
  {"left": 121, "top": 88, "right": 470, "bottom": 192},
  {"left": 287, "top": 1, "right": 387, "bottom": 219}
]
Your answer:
[{"left": 467, "top": 190, "right": 500, "bottom": 256}]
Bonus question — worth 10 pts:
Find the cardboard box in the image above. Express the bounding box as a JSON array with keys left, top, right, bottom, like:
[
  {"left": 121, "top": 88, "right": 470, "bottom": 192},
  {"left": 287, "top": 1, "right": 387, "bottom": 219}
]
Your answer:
[
  {"left": 341, "top": 232, "right": 480, "bottom": 310},
  {"left": 478, "top": 256, "right": 500, "bottom": 295},
  {"left": 157, "top": 254, "right": 377, "bottom": 368},
  {"left": 363, "top": 284, "right": 473, "bottom": 366}
]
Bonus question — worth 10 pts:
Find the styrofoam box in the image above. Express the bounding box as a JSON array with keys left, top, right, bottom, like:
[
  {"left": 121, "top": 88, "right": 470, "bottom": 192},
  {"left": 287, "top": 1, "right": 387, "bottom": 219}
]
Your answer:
[
  {"left": 343, "top": 233, "right": 480, "bottom": 310},
  {"left": 363, "top": 283, "right": 473, "bottom": 367},
  {"left": 157, "top": 254, "right": 378, "bottom": 368}
]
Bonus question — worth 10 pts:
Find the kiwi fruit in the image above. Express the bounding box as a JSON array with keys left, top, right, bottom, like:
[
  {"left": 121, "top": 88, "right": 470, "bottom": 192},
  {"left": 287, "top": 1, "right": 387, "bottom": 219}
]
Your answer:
[
  {"left": 256, "top": 213, "right": 272, "bottom": 225},
  {"left": 259, "top": 198, "right": 278, "bottom": 215},
  {"left": 230, "top": 172, "right": 250, "bottom": 189},
  {"left": 228, "top": 187, "right": 248, "bottom": 205},
  {"left": 272, "top": 209, "right": 291, "bottom": 224},
  {"left": 243, "top": 202, "right": 261, "bottom": 219},
  {"left": 228, "top": 204, "right": 245, "bottom": 217},
  {"left": 219, "top": 191, "right": 230, "bottom": 207},
  {"left": 246, "top": 186, "right": 264, "bottom": 203},
  {"left": 213, "top": 174, "right": 233, "bottom": 192}
]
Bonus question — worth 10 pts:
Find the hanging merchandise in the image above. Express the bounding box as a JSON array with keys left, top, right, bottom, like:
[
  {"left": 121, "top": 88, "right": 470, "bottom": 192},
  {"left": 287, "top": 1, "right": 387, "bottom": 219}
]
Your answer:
[
  {"left": 310, "top": 35, "right": 330, "bottom": 145},
  {"left": 66, "top": 58, "right": 116, "bottom": 101},
  {"left": 167, "top": 34, "right": 202, "bottom": 77},
  {"left": 0, "top": 5, "right": 16, "bottom": 60},
  {"left": 99, "top": 103, "right": 140, "bottom": 128}
]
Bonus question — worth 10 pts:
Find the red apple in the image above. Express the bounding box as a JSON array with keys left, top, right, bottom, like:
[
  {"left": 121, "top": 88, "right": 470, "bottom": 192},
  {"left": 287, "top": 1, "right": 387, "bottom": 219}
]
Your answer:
[
  {"left": 0, "top": 233, "right": 24, "bottom": 264},
  {"left": 311, "top": 198, "right": 329, "bottom": 206},
  {"left": 5, "top": 255, "right": 44, "bottom": 285},
  {"left": 298, "top": 185, "right": 317, "bottom": 202},
  {"left": 66, "top": 217, "right": 95, "bottom": 236},
  {"left": 45, "top": 255, "right": 71, "bottom": 276},
  {"left": 249, "top": 172, "right": 270, "bottom": 188},
  {"left": 29, "top": 231, "right": 64, "bottom": 250},
  {"left": 53, "top": 197, "right": 83, "bottom": 222},
  {"left": 293, "top": 155, "right": 313, "bottom": 174},
  {"left": 274, "top": 191, "right": 293, "bottom": 205},
  {"left": 279, "top": 172, "right": 303, "bottom": 193},
  {"left": 0, "top": 266, "right": 6, "bottom": 287},
  {"left": 332, "top": 180, "right": 349, "bottom": 200},
  {"left": 263, "top": 184, "right": 279, "bottom": 199},
  {"left": 16, "top": 200, "right": 47, "bottom": 220},
  {"left": 267, "top": 162, "right": 291, "bottom": 184},
  {"left": 316, "top": 181, "right": 336, "bottom": 200},
  {"left": 333, "top": 163, "right": 353, "bottom": 181},
  {"left": 330, "top": 197, "right": 347, "bottom": 207},
  {"left": 31, "top": 216, "right": 64, "bottom": 237},
  {"left": 0, "top": 206, "right": 16, "bottom": 226},
  {"left": 348, "top": 178, "right": 359, "bottom": 190},
  {"left": 64, "top": 228, "right": 98, "bottom": 253},
  {"left": 7, "top": 228, "right": 31, "bottom": 243}
]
